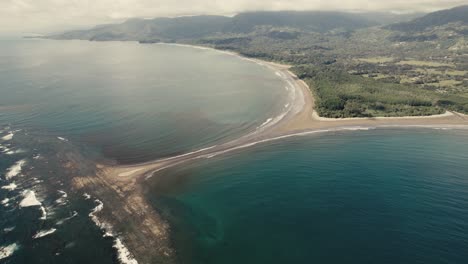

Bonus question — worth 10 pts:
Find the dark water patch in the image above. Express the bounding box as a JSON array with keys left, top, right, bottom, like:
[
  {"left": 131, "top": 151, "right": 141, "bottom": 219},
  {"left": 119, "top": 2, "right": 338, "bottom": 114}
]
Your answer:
[{"left": 0, "top": 128, "right": 116, "bottom": 263}]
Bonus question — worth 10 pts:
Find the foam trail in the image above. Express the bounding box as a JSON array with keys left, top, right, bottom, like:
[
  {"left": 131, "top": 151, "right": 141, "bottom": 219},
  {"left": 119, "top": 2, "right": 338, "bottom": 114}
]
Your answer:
[
  {"left": 57, "top": 137, "right": 68, "bottom": 142},
  {"left": 5, "top": 149, "right": 25, "bottom": 155},
  {"left": 39, "top": 206, "right": 47, "bottom": 220},
  {"left": 55, "top": 190, "right": 68, "bottom": 205},
  {"left": 0, "top": 243, "right": 19, "bottom": 260},
  {"left": 258, "top": 118, "right": 273, "bottom": 128},
  {"left": 1, "top": 133, "right": 14, "bottom": 141},
  {"left": 3, "top": 227, "right": 15, "bottom": 233},
  {"left": 19, "top": 190, "right": 41, "bottom": 207},
  {"left": 5, "top": 159, "right": 27, "bottom": 180},
  {"left": 88, "top": 199, "right": 113, "bottom": 232},
  {"left": 56, "top": 211, "right": 78, "bottom": 225},
  {"left": 114, "top": 238, "right": 139, "bottom": 264},
  {"left": 87, "top": 200, "right": 137, "bottom": 263},
  {"left": 1, "top": 183, "right": 17, "bottom": 191},
  {"left": 1, "top": 198, "right": 10, "bottom": 206},
  {"left": 32, "top": 228, "right": 57, "bottom": 239}
]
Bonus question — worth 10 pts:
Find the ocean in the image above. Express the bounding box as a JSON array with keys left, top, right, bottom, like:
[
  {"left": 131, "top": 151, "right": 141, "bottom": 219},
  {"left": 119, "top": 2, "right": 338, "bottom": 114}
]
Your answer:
[
  {"left": 148, "top": 129, "right": 468, "bottom": 264},
  {"left": 1, "top": 39, "right": 468, "bottom": 264}
]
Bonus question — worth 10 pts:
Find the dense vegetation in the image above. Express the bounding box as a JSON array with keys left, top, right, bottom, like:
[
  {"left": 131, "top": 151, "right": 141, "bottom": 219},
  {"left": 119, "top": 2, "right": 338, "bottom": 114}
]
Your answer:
[
  {"left": 52, "top": 6, "right": 468, "bottom": 117},
  {"left": 292, "top": 65, "right": 444, "bottom": 117}
]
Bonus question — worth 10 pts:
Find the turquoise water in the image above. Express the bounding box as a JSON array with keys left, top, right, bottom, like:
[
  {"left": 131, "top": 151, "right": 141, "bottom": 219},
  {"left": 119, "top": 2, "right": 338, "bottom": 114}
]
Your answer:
[{"left": 148, "top": 129, "right": 468, "bottom": 264}]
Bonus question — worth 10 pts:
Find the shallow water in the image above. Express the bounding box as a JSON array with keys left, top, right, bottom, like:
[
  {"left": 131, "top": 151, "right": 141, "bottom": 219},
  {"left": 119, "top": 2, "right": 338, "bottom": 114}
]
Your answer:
[
  {"left": 0, "top": 39, "right": 287, "bottom": 164},
  {"left": 148, "top": 129, "right": 468, "bottom": 264}
]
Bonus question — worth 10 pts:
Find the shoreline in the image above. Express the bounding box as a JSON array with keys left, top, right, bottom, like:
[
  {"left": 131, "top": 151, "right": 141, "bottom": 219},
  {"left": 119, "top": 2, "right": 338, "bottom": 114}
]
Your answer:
[{"left": 79, "top": 42, "right": 468, "bottom": 264}]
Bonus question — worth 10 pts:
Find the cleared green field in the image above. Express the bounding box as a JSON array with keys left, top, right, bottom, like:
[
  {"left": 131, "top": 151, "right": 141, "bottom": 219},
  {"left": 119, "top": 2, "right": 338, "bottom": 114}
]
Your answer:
[{"left": 396, "top": 60, "right": 455, "bottom": 68}]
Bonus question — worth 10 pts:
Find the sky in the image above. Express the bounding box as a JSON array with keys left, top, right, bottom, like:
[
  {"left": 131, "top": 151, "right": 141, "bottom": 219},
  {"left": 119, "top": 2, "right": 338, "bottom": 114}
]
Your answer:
[{"left": 1, "top": 0, "right": 466, "bottom": 35}]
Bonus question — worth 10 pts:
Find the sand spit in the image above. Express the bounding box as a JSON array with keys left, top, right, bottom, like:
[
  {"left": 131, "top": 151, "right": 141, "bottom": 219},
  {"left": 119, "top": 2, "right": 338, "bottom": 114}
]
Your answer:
[
  {"left": 78, "top": 43, "right": 468, "bottom": 264},
  {"left": 100, "top": 53, "right": 468, "bottom": 181}
]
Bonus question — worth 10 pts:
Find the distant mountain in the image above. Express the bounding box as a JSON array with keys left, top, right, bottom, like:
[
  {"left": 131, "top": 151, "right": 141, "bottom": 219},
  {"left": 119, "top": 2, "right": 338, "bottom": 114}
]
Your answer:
[
  {"left": 53, "top": 15, "right": 232, "bottom": 41},
  {"left": 51, "top": 11, "right": 379, "bottom": 41},
  {"left": 388, "top": 5, "right": 468, "bottom": 32},
  {"left": 357, "top": 12, "right": 425, "bottom": 25},
  {"left": 225, "top": 11, "right": 377, "bottom": 33}
]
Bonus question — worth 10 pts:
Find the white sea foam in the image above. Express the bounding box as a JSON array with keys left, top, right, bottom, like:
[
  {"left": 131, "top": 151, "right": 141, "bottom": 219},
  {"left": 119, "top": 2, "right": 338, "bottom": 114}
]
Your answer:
[
  {"left": 341, "top": 126, "right": 376, "bottom": 131},
  {"left": 57, "top": 137, "right": 68, "bottom": 142},
  {"left": 88, "top": 199, "right": 134, "bottom": 263},
  {"left": 114, "top": 238, "right": 138, "bottom": 264},
  {"left": 33, "top": 154, "right": 42, "bottom": 160},
  {"left": 258, "top": 118, "right": 273, "bottom": 128},
  {"left": 89, "top": 199, "right": 113, "bottom": 232},
  {"left": 32, "top": 228, "right": 57, "bottom": 239},
  {"left": 1, "top": 133, "right": 14, "bottom": 141},
  {"left": 56, "top": 211, "right": 78, "bottom": 225},
  {"left": 83, "top": 193, "right": 91, "bottom": 200},
  {"left": 0, "top": 243, "right": 19, "bottom": 260},
  {"left": 39, "top": 206, "right": 47, "bottom": 220},
  {"left": 55, "top": 190, "right": 68, "bottom": 205},
  {"left": 1, "top": 198, "right": 10, "bottom": 206},
  {"left": 19, "top": 190, "right": 41, "bottom": 207},
  {"left": 5, "top": 149, "right": 25, "bottom": 155},
  {"left": 1, "top": 182, "right": 17, "bottom": 191},
  {"left": 130, "top": 145, "right": 218, "bottom": 177},
  {"left": 5, "top": 159, "right": 27, "bottom": 180},
  {"left": 3, "top": 227, "right": 15, "bottom": 233}
]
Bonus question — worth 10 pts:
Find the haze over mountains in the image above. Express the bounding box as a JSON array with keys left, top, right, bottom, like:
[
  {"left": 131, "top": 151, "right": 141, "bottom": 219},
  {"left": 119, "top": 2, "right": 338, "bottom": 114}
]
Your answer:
[
  {"left": 51, "top": 10, "right": 426, "bottom": 41},
  {"left": 389, "top": 5, "right": 468, "bottom": 32}
]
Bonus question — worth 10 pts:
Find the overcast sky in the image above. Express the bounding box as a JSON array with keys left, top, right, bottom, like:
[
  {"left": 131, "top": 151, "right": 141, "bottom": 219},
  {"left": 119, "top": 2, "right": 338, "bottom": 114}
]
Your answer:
[{"left": 1, "top": 0, "right": 466, "bottom": 35}]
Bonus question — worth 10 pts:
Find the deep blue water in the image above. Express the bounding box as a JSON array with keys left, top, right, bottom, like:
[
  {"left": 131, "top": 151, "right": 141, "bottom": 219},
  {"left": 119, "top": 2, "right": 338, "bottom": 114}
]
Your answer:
[{"left": 149, "top": 129, "right": 468, "bottom": 264}]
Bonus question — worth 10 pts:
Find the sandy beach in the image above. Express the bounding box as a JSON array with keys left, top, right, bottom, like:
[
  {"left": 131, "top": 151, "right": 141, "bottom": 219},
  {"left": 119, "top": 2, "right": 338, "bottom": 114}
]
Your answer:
[
  {"left": 82, "top": 44, "right": 468, "bottom": 264},
  {"left": 99, "top": 49, "right": 468, "bottom": 181}
]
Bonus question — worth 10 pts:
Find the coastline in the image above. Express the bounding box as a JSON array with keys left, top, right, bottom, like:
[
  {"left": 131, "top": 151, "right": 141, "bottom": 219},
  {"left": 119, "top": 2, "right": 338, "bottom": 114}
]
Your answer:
[{"left": 77, "top": 42, "right": 468, "bottom": 264}]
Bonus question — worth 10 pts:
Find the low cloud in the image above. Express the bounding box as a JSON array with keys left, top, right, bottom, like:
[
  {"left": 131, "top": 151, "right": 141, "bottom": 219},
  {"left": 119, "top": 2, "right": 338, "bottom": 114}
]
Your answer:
[{"left": 1, "top": 0, "right": 466, "bottom": 34}]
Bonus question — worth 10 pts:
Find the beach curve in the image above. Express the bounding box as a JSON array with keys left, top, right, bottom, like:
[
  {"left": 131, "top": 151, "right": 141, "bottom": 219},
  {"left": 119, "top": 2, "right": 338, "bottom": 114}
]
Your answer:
[{"left": 79, "top": 43, "right": 468, "bottom": 264}]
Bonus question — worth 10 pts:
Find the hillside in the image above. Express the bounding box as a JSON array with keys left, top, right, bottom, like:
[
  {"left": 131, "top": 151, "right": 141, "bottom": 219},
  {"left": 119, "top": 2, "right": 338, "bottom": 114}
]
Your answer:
[
  {"left": 389, "top": 5, "right": 468, "bottom": 32},
  {"left": 226, "top": 11, "right": 377, "bottom": 33},
  {"left": 54, "top": 15, "right": 232, "bottom": 41},
  {"left": 51, "top": 11, "right": 393, "bottom": 41}
]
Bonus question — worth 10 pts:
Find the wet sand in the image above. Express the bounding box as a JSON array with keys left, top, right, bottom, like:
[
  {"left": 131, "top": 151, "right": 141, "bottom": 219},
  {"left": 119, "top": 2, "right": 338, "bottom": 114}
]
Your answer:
[{"left": 84, "top": 46, "right": 468, "bottom": 263}]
